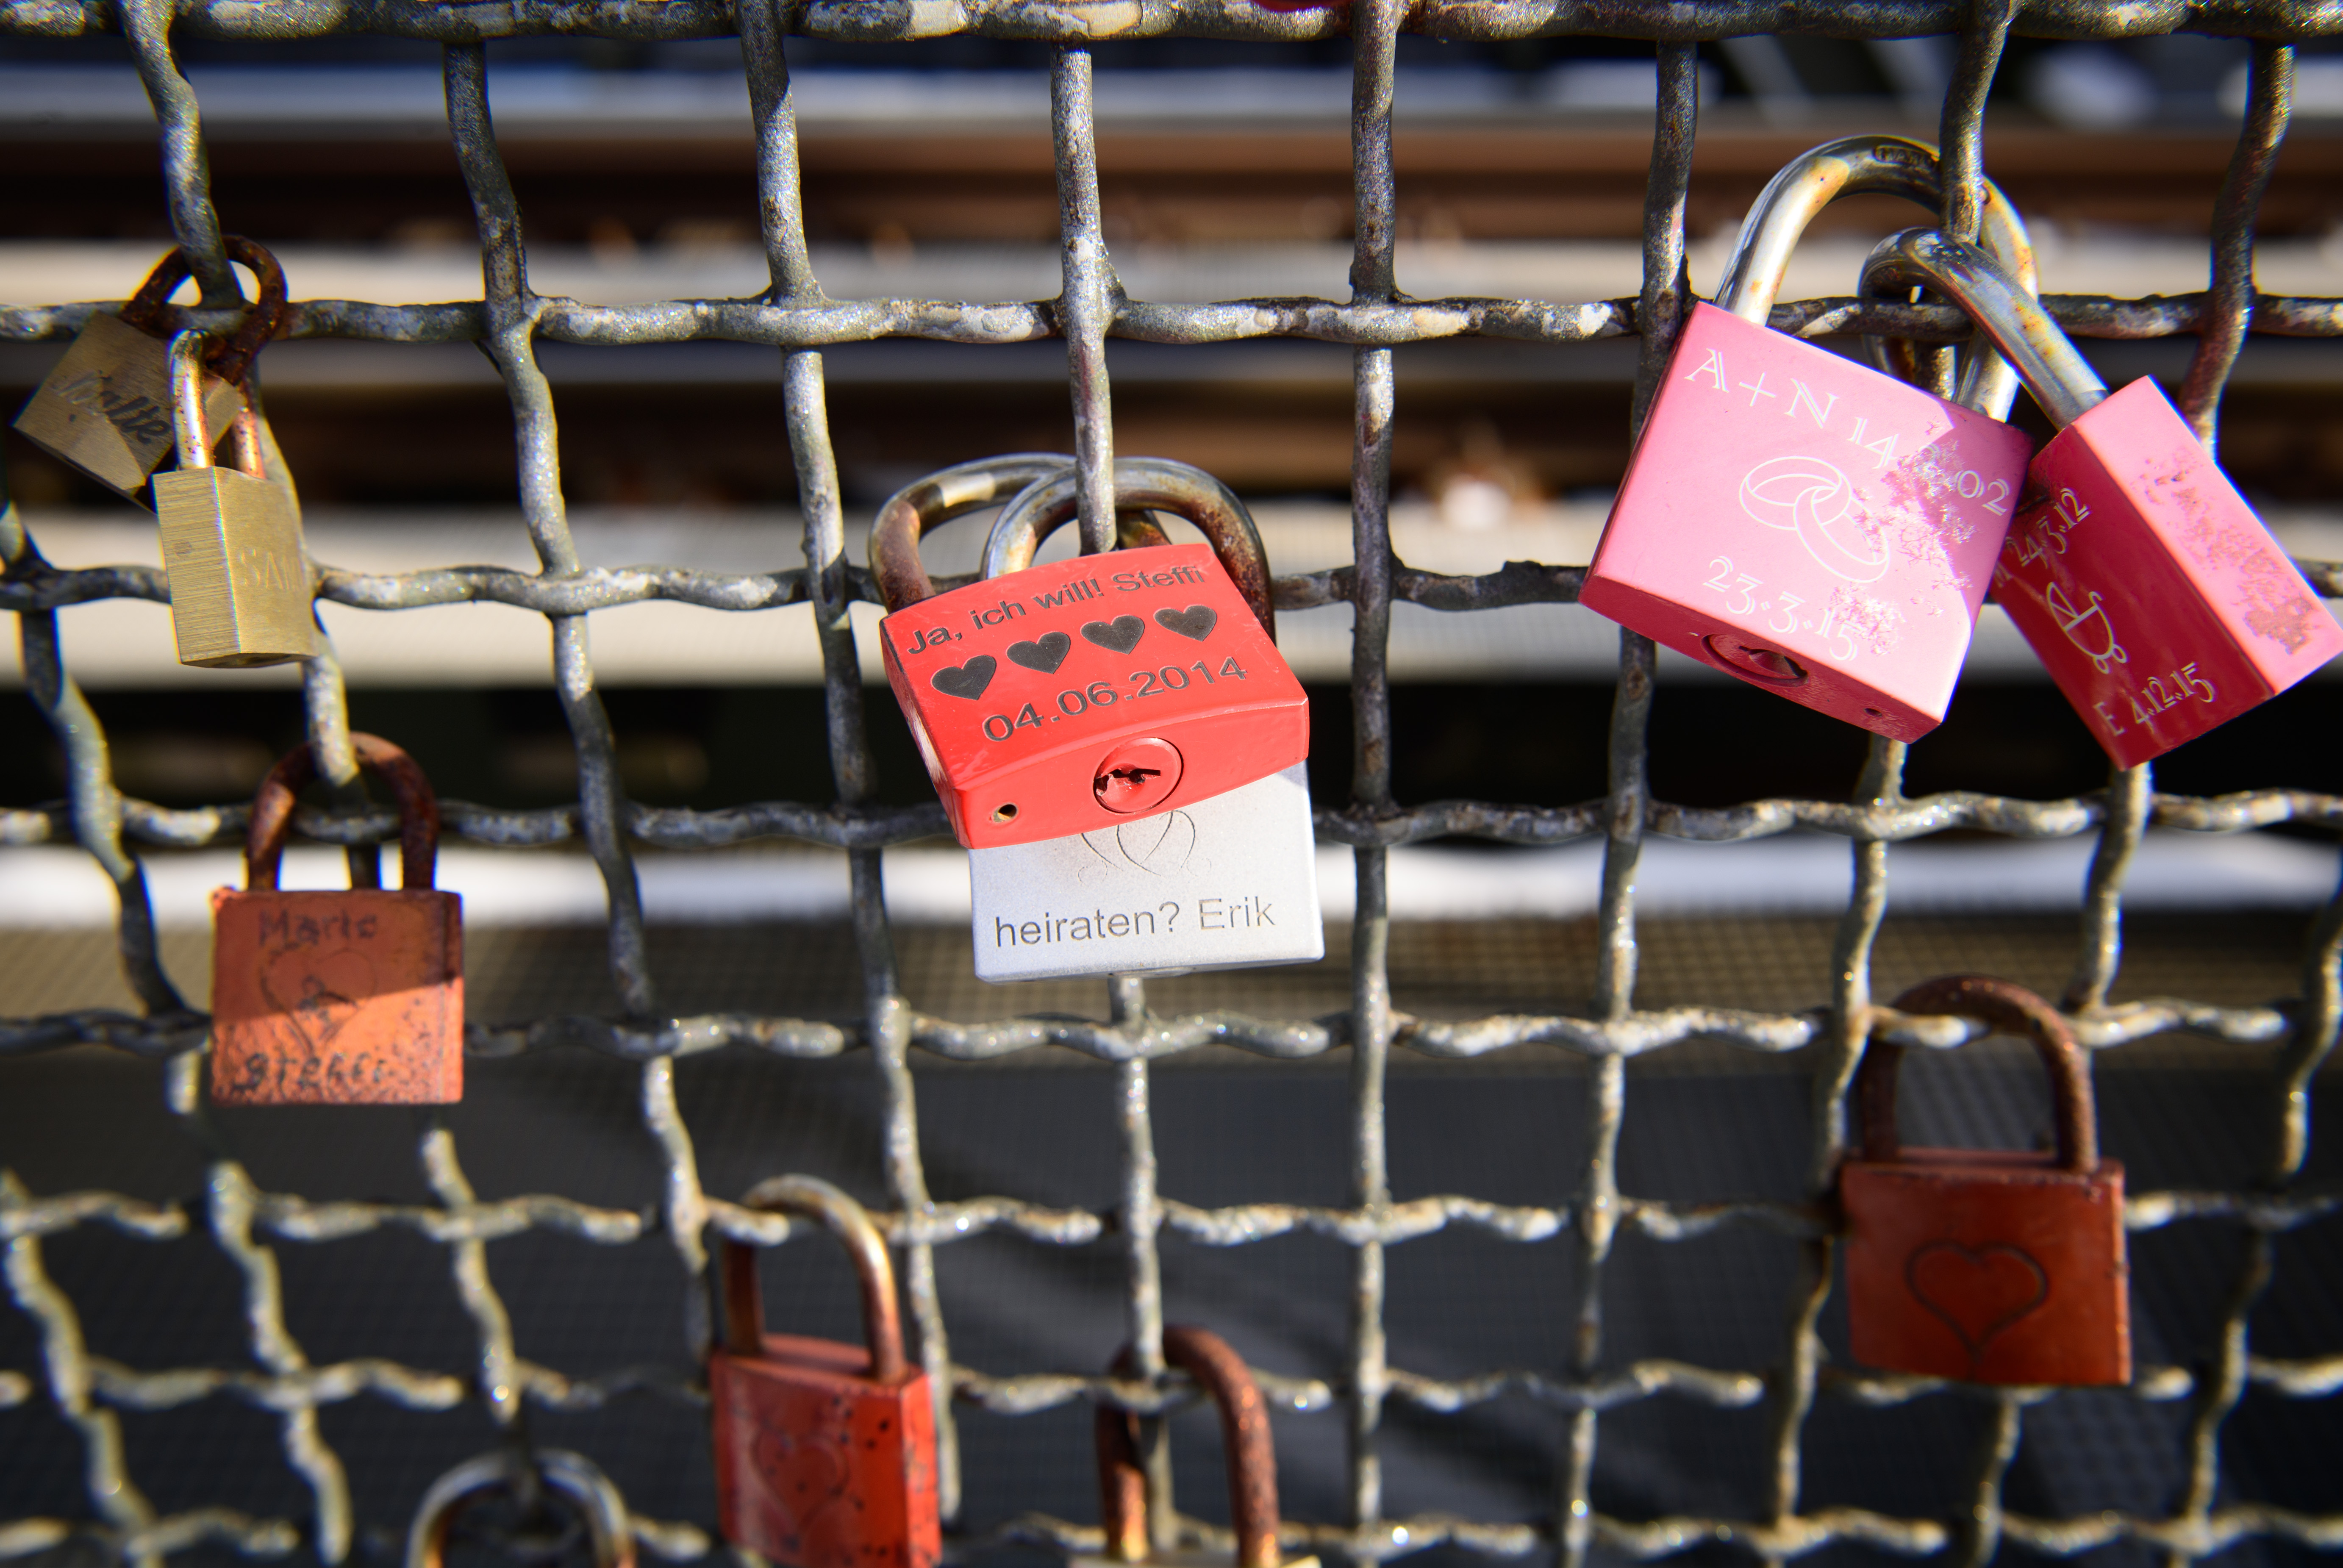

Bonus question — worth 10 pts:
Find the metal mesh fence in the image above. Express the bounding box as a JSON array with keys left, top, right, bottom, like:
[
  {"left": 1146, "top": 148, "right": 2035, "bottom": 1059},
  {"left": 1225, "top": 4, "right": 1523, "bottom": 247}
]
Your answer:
[{"left": 4, "top": 3, "right": 2343, "bottom": 1566}]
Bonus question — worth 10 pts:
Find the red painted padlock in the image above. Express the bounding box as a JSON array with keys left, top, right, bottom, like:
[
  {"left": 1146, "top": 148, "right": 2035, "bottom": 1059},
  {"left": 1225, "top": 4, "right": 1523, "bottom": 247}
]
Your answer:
[
  {"left": 1841, "top": 975, "right": 2129, "bottom": 1387},
  {"left": 1582, "top": 136, "right": 2038, "bottom": 741},
  {"left": 1080, "top": 1326, "right": 1317, "bottom": 1568},
  {"left": 209, "top": 734, "right": 462, "bottom": 1106},
  {"left": 874, "top": 455, "right": 1307, "bottom": 850},
  {"left": 710, "top": 1175, "right": 940, "bottom": 1568},
  {"left": 1863, "top": 227, "right": 2343, "bottom": 767}
]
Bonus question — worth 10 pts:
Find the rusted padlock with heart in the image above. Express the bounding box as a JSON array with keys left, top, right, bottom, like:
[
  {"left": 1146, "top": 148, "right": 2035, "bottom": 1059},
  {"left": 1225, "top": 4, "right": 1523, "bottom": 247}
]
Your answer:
[
  {"left": 1861, "top": 228, "right": 2343, "bottom": 767},
  {"left": 1077, "top": 1324, "right": 1317, "bottom": 1568},
  {"left": 209, "top": 734, "right": 463, "bottom": 1105},
  {"left": 1582, "top": 136, "right": 2039, "bottom": 741},
  {"left": 872, "top": 455, "right": 1322, "bottom": 984},
  {"left": 709, "top": 1176, "right": 939, "bottom": 1568},
  {"left": 1840, "top": 975, "right": 2129, "bottom": 1386}
]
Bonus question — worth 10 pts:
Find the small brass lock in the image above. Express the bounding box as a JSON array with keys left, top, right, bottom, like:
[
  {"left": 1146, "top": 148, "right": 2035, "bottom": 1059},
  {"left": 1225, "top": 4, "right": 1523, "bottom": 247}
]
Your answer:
[
  {"left": 12, "top": 238, "right": 281, "bottom": 505},
  {"left": 154, "top": 329, "right": 314, "bottom": 669}
]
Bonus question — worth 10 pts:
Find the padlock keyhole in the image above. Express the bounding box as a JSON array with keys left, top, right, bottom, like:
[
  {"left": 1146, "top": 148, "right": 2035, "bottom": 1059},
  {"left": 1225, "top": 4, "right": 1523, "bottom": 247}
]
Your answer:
[
  {"left": 1092, "top": 738, "right": 1184, "bottom": 815},
  {"left": 1703, "top": 633, "right": 1807, "bottom": 685}
]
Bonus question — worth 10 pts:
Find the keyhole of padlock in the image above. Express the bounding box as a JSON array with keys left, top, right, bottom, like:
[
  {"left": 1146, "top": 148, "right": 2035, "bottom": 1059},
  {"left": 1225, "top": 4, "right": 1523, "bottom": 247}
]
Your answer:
[
  {"left": 1094, "top": 737, "right": 1184, "bottom": 814},
  {"left": 1704, "top": 633, "right": 1808, "bottom": 685}
]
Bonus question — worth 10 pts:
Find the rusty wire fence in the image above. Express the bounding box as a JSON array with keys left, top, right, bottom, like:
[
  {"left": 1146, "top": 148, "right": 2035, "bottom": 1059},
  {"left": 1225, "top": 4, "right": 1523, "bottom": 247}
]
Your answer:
[{"left": 4, "top": 2, "right": 2343, "bottom": 1566}]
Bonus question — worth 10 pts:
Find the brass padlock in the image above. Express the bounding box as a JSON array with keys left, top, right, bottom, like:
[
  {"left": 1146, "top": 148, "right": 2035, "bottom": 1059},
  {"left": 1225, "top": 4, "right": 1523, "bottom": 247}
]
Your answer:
[
  {"left": 154, "top": 328, "right": 314, "bottom": 668},
  {"left": 13, "top": 238, "right": 282, "bottom": 504}
]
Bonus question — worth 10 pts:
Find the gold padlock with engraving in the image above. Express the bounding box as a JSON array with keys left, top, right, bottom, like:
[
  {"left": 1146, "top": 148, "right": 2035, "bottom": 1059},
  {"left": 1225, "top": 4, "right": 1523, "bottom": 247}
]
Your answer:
[
  {"left": 13, "top": 238, "right": 284, "bottom": 504},
  {"left": 155, "top": 330, "right": 314, "bottom": 668}
]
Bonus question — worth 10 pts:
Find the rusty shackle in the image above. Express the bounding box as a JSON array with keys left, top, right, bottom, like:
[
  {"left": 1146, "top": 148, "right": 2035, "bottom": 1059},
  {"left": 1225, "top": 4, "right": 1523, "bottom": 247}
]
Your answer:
[
  {"left": 981, "top": 457, "right": 1276, "bottom": 640},
  {"left": 722, "top": 1174, "right": 910, "bottom": 1385},
  {"left": 1711, "top": 135, "right": 2037, "bottom": 418},
  {"left": 120, "top": 235, "right": 291, "bottom": 389},
  {"left": 1860, "top": 229, "right": 2112, "bottom": 430},
  {"left": 1097, "top": 1326, "right": 1288, "bottom": 1568},
  {"left": 1858, "top": 974, "right": 2099, "bottom": 1176},
  {"left": 405, "top": 1447, "right": 634, "bottom": 1568},
  {"left": 245, "top": 734, "right": 441, "bottom": 896}
]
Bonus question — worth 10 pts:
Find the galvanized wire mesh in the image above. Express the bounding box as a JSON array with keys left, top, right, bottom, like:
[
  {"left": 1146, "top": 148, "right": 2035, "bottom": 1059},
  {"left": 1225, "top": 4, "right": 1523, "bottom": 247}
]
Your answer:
[{"left": 3, "top": 5, "right": 2343, "bottom": 1567}]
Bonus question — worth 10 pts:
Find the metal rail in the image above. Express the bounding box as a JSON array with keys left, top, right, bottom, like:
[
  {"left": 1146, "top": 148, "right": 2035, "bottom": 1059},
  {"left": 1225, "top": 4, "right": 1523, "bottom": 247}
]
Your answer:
[{"left": 3, "top": 5, "right": 2343, "bottom": 1568}]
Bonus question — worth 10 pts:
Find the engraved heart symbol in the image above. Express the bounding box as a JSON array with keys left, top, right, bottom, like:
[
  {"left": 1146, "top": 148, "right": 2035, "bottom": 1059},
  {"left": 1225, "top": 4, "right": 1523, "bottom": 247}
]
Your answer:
[
  {"left": 1906, "top": 1241, "right": 2049, "bottom": 1367},
  {"left": 1155, "top": 605, "right": 1217, "bottom": 641},
  {"left": 1084, "top": 809, "right": 1196, "bottom": 876},
  {"left": 1082, "top": 615, "right": 1146, "bottom": 654},
  {"left": 930, "top": 655, "right": 997, "bottom": 700},
  {"left": 1007, "top": 631, "right": 1072, "bottom": 673},
  {"left": 747, "top": 1414, "right": 851, "bottom": 1558},
  {"left": 259, "top": 947, "right": 376, "bottom": 1054}
]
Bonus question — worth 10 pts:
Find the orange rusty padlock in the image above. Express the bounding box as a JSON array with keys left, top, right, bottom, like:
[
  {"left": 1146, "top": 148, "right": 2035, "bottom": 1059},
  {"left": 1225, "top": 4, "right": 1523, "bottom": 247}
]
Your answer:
[
  {"left": 1079, "top": 1326, "right": 1317, "bottom": 1568},
  {"left": 209, "top": 734, "right": 463, "bottom": 1106},
  {"left": 1840, "top": 975, "right": 2130, "bottom": 1387},
  {"left": 710, "top": 1175, "right": 940, "bottom": 1568}
]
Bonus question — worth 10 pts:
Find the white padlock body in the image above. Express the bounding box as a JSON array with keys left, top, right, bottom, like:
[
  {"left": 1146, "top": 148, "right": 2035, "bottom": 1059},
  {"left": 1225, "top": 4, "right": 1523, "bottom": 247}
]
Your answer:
[{"left": 969, "top": 763, "right": 1324, "bottom": 983}]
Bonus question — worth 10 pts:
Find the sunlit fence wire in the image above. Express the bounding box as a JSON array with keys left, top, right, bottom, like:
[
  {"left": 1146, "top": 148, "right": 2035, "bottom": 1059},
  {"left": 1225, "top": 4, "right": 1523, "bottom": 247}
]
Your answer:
[{"left": 4, "top": 4, "right": 2343, "bottom": 1566}]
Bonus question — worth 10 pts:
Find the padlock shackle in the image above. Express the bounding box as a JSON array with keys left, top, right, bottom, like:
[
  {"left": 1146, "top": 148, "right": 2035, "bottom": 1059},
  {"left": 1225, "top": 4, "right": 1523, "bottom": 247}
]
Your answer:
[
  {"left": 1710, "top": 135, "right": 2035, "bottom": 418},
  {"left": 405, "top": 1448, "right": 635, "bottom": 1568},
  {"left": 1859, "top": 974, "right": 2099, "bottom": 1174},
  {"left": 871, "top": 453, "right": 1075, "bottom": 612},
  {"left": 981, "top": 458, "right": 1277, "bottom": 640},
  {"left": 246, "top": 734, "right": 440, "bottom": 895},
  {"left": 1096, "top": 1326, "right": 1285, "bottom": 1568},
  {"left": 1860, "top": 229, "right": 2111, "bottom": 430},
  {"left": 722, "top": 1174, "right": 910, "bottom": 1385},
  {"left": 120, "top": 235, "right": 291, "bottom": 389},
  {"left": 1714, "top": 137, "right": 2036, "bottom": 324}
]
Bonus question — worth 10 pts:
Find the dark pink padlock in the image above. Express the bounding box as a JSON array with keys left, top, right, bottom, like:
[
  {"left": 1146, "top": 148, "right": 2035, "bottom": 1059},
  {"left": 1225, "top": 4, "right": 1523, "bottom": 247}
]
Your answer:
[
  {"left": 1864, "top": 228, "right": 2343, "bottom": 767},
  {"left": 1583, "top": 137, "right": 2038, "bottom": 742}
]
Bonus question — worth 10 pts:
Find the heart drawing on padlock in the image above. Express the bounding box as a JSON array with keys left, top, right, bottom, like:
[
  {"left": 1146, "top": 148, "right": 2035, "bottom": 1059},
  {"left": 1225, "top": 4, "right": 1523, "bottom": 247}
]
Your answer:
[
  {"left": 1083, "top": 808, "right": 1197, "bottom": 876},
  {"left": 1006, "top": 632, "right": 1072, "bottom": 673},
  {"left": 1081, "top": 615, "right": 1146, "bottom": 653},
  {"left": 1155, "top": 605, "right": 1217, "bottom": 640},
  {"left": 930, "top": 656, "right": 997, "bottom": 700},
  {"left": 259, "top": 946, "right": 378, "bottom": 1055},
  {"left": 1904, "top": 1241, "right": 2049, "bottom": 1366},
  {"left": 747, "top": 1415, "right": 852, "bottom": 1561}
]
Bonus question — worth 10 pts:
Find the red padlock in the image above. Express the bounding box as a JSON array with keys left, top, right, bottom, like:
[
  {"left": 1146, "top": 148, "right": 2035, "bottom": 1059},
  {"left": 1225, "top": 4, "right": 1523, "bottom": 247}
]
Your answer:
[
  {"left": 209, "top": 734, "right": 462, "bottom": 1106},
  {"left": 710, "top": 1176, "right": 940, "bottom": 1568},
  {"left": 1863, "top": 227, "right": 2343, "bottom": 767},
  {"left": 1582, "top": 137, "right": 2038, "bottom": 741},
  {"left": 1841, "top": 976, "right": 2129, "bottom": 1387},
  {"left": 873, "top": 455, "right": 1307, "bottom": 850},
  {"left": 1080, "top": 1326, "right": 1317, "bottom": 1568}
]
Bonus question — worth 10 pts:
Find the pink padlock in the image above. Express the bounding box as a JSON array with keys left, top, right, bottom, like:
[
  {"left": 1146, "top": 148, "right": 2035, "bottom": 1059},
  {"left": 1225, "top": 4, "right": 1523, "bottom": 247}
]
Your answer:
[
  {"left": 1863, "top": 228, "right": 2343, "bottom": 768},
  {"left": 1582, "top": 138, "right": 2038, "bottom": 741}
]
